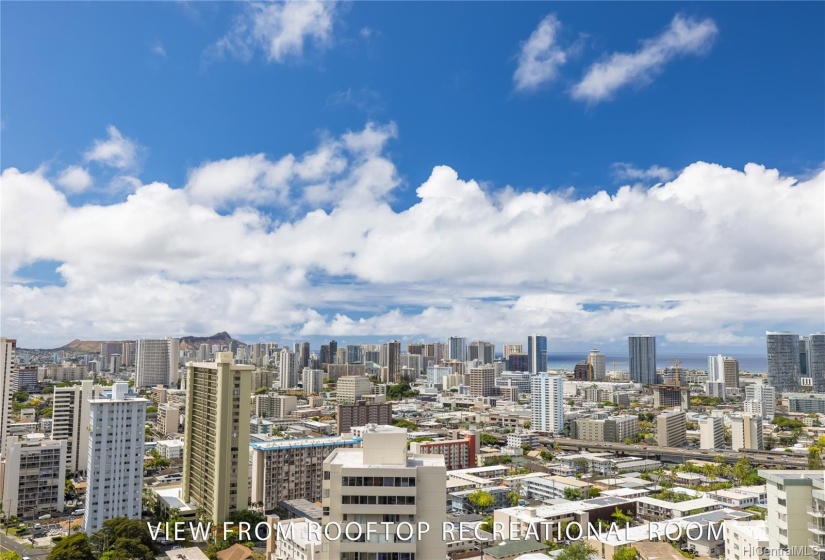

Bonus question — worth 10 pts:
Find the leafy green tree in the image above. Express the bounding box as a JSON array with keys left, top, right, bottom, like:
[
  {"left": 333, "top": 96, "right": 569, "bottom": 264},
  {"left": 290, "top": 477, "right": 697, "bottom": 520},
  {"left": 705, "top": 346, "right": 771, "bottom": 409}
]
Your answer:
[
  {"left": 613, "top": 546, "right": 640, "bottom": 560},
  {"left": 540, "top": 450, "right": 553, "bottom": 461},
  {"left": 809, "top": 448, "right": 823, "bottom": 469},
  {"left": 467, "top": 490, "right": 495, "bottom": 514},
  {"left": 557, "top": 540, "right": 595, "bottom": 560},
  {"left": 12, "top": 391, "right": 28, "bottom": 403},
  {"left": 508, "top": 491, "right": 521, "bottom": 507},
  {"left": 611, "top": 507, "right": 633, "bottom": 525},
  {"left": 480, "top": 433, "right": 499, "bottom": 446},
  {"left": 563, "top": 487, "right": 582, "bottom": 501},
  {"left": 1, "top": 552, "right": 21, "bottom": 560},
  {"left": 587, "top": 487, "right": 601, "bottom": 498},
  {"left": 89, "top": 517, "right": 157, "bottom": 558},
  {"left": 47, "top": 533, "right": 95, "bottom": 560},
  {"left": 392, "top": 419, "right": 418, "bottom": 431}
]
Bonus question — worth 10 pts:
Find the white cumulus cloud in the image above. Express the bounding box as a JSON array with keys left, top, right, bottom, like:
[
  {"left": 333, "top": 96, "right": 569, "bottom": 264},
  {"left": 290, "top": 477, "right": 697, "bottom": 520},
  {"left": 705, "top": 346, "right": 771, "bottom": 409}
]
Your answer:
[
  {"left": 213, "top": 0, "right": 337, "bottom": 63},
  {"left": 2, "top": 123, "right": 823, "bottom": 350},
  {"left": 572, "top": 14, "right": 718, "bottom": 103},
  {"left": 55, "top": 165, "right": 93, "bottom": 193},
  {"left": 513, "top": 14, "right": 569, "bottom": 92},
  {"left": 84, "top": 125, "right": 141, "bottom": 170},
  {"left": 612, "top": 162, "right": 676, "bottom": 183}
]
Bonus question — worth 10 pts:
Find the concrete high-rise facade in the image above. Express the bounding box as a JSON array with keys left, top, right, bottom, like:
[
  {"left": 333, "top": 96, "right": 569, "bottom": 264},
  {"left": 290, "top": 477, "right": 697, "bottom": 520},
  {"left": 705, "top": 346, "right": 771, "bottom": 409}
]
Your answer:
[
  {"left": 766, "top": 332, "right": 801, "bottom": 394},
  {"left": 502, "top": 344, "right": 523, "bottom": 360},
  {"left": 808, "top": 333, "right": 825, "bottom": 393},
  {"left": 731, "top": 414, "right": 764, "bottom": 451},
  {"left": 708, "top": 355, "right": 725, "bottom": 383},
  {"left": 303, "top": 368, "right": 323, "bottom": 396},
  {"left": 83, "top": 382, "right": 148, "bottom": 534},
  {"left": 383, "top": 340, "right": 402, "bottom": 383},
  {"left": 531, "top": 373, "right": 563, "bottom": 434},
  {"left": 468, "top": 365, "right": 496, "bottom": 397},
  {"left": 336, "top": 402, "right": 392, "bottom": 435},
  {"left": 723, "top": 357, "right": 740, "bottom": 388},
  {"left": 587, "top": 349, "right": 606, "bottom": 381},
  {"left": 321, "top": 425, "right": 447, "bottom": 560},
  {"left": 182, "top": 353, "right": 254, "bottom": 524},
  {"left": 336, "top": 376, "right": 373, "bottom": 404},
  {"left": 251, "top": 435, "right": 362, "bottom": 510},
  {"left": 279, "top": 348, "right": 298, "bottom": 390},
  {"left": 468, "top": 341, "right": 495, "bottom": 365},
  {"left": 0, "top": 337, "right": 16, "bottom": 451},
  {"left": 656, "top": 410, "right": 687, "bottom": 447},
  {"left": 51, "top": 380, "right": 104, "bottom": 474},
  {"left": 135, "top": 338, "right": 180, "bottom": 388},
  {"left": 527, "top": 334, "right": 547, "bottom": 374},
  {"left": 745, "top": 384, "right": 776, "bottom": 421},
  {"left": 3, "top": 433, "right": 66, "bottom": 518},
  {"left": 699, "top": 416, "right": 725, "bottom": 450},
  {"left": 448, "top": 336, "right": 467, "bottom": 362},
  {"left": 629, "top": 335, "right": 657, "bottom": 385}
]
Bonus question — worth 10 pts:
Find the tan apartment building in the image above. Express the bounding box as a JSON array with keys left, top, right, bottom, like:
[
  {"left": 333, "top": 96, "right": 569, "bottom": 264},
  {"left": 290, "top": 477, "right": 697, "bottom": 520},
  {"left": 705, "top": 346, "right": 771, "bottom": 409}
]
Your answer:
[
  {"left": 321, "top": 425, "right": 447, "bottom": 560},
  {"left": 336, "top": 376, "right": 373, "bottom": 404},
  {"left": 182, "top": 352, "right": 254, "bottom": 524},
  {"left": 336, "top": 401, "right": 392, "bottom": 435},
  {"left": 656, "top": 410, "right": 687, "bottom": 447}
]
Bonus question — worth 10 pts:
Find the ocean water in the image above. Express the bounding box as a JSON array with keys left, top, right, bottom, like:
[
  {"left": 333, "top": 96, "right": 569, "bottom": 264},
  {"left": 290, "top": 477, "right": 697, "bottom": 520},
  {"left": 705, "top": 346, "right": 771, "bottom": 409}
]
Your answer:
[{"left": 544, "top": 352, "right": 767, "bottom": 373}]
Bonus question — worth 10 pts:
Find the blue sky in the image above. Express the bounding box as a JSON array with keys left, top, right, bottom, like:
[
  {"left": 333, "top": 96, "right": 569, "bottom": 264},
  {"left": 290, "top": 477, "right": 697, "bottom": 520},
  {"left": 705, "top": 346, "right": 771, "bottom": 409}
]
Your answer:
[{"left": 2, "top": 1, "right": 823, "bottom": 352}]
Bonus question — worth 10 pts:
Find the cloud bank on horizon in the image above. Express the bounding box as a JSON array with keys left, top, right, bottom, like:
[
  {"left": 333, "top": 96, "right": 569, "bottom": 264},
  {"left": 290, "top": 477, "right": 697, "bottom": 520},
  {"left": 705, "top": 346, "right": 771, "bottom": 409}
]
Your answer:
[{"left": 2, "top": 122, "right": 823, "bottom": 349}]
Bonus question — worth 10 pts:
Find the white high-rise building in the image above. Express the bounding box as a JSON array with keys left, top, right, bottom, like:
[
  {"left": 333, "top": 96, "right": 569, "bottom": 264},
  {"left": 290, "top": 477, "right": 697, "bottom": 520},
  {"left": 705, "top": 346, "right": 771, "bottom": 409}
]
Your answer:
[
  {"left": 2, "top": 433, "right": 66, "bottom": 518},
  {"left": 303, "top": 368, "right": 323, "bottom": 396},
  {"left": 731, "top": 414, "right": 764, "bottom": 452},
  {"left": 745, "top": 384, "right": 776, "bottom": 421},
  {"left": 588, "top": 349, "right": 606, "bottom": 381},
  {"left": 0, "top": 337, "right": 16, "bottom": 451},
  {"left": 321, "top": 425, "right": 446, "bottom": 560},
  {"left": 51, "top": 380, "right": 104, "bottom": 474},
  {"left": 699, "top": 416, "right": 725, "bottom": 451},
  {"left": 280, "top": 348, "right": 298, "bottom": 390},
  {"left": 708, "top": 354, "right": 726, "bottom": 383},
  {"left": 531, "top": 373, "right": 563, "bottom": 434},
  {"left": 135, "top": 338, "right": 180, "bottom": 388},
  {"left": 83, "top": 382, "right": 148, "bottom": 534}
]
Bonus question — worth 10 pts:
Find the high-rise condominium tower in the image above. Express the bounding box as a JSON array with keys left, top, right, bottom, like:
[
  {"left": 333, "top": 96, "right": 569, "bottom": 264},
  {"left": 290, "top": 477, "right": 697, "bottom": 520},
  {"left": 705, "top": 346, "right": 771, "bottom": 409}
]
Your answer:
[
  {"left": 0, "top": 337, "right": 16, "bottom": 451},
  {"left": 182, "top": 353, "right": 254, "bottom": 524},
  {"left": 51, "top": 380, "right": 104, "bottom": 474},
  {"left": 448, "top": 336, "right": 467, "bottom": 362},
  {"left": 83, "top": 382, "right": 148, "bottom": 534},
  {"left": 628, "top": 335, "right": 657, "bottom": 385},
  {"left": 587, "top": 349, "right": 606, "bottom": 380},
  {"left": 531, "top": 373, "right": 563, "bottom": 433},
  {"left": 527, "top": 334, "right": 547, "bottom": 374},
  {"left": 135, "top": 338, "right": 180, "bottom": 388},
  {"left": 808, "top": 333, "right": 825, "bottom": 393},
  {"left": 766, "top": 332, "right": 801, "bottom": 393}
]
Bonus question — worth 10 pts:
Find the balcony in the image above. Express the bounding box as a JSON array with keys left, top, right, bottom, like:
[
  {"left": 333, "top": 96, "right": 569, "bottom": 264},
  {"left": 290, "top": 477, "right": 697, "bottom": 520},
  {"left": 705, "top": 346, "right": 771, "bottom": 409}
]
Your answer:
[
  {"left": 810, "top": 522, "right": 825, "bottom": 536},
  {"left": 811, "top": 508, "right": 825, "bottom": 518}
]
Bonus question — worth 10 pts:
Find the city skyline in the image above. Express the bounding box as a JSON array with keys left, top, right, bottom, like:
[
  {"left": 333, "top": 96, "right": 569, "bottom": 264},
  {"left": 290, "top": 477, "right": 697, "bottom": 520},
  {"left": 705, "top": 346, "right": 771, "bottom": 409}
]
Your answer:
[{"left": 2, "top": 2, "right": 824, "bottom": 351}]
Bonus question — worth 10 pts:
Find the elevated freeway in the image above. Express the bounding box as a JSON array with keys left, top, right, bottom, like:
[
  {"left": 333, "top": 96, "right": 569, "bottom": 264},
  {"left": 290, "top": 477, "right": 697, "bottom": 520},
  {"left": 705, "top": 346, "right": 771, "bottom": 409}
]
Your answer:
[{"left": 542, "top": 437, "right": 808, "bottom": 468}]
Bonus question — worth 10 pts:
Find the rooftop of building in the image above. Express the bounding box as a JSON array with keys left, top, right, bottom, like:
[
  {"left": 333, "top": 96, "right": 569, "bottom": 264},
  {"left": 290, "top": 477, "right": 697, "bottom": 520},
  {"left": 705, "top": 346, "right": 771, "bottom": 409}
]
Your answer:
[
  {"left": 249, "top": 435, "right": 361, "bottom": 451},
  {"left": 759, "top": 469, "right": 825, "bottom": 485},
  {"left": 325, "top": 448, "right": 445, "bottom": 468},
  {"left": 277, "top": 499, "right": 323, "bottom": 521},
  {"left": 635, "top": 496, "right": 721, "bottom": 511},
  {"left": 482, "top": 539, "right": 549, "bottom": 559},
  {"left": 165, "top": 547, "right": 209, "bottom": 560}
]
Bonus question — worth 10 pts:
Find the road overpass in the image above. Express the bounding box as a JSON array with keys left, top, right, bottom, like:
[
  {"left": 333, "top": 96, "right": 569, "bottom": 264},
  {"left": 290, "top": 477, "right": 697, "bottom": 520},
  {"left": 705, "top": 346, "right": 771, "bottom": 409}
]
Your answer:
[{"left": 544, "top": 438, "right": 808, "bottom": 468}]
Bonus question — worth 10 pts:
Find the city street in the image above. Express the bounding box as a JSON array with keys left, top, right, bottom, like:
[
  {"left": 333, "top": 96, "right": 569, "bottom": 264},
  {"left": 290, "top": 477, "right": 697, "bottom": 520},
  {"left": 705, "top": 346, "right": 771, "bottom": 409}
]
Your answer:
[{"left": 0, "top": 532, "right": 49, "bottom": 559}]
